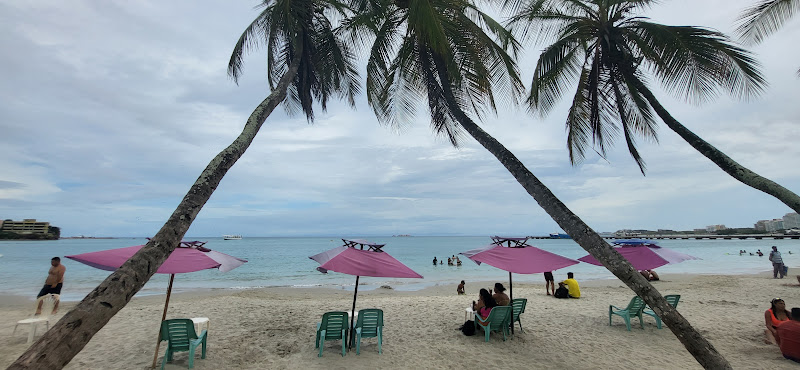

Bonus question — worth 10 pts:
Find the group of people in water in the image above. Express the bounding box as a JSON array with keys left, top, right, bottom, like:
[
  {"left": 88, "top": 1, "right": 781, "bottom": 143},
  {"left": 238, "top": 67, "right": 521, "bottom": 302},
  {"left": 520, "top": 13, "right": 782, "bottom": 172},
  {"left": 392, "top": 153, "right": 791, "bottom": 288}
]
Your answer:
[
  {"left": 765, "top": 298, "right": 800, "bottom": 363},
  {"left": 432, "top": 255, "right": 461, "bottom": 266}
]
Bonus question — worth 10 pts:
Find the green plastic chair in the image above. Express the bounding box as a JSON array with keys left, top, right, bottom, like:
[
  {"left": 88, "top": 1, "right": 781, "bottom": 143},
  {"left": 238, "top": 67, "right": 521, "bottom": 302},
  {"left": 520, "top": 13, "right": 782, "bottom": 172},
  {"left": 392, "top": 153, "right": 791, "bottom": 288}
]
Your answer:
[
  {"left": 315, "top": 311, "right": 348, "bottom": 357},
  {"left": 510, "top": 298, "right": 527, "bottom": 332},
  {"left": 354, "top": 308, "right": 383, "bottom": 355},
  {"left": 609, "top": 296, "right": 646, "bottom": 331},
  {"left": 159, "top": 319, "right": 207, "bottom": 370},
  {"left": 474, "top": 306, "right": 512, "bottom": 342},
  {"left": 643, "top": 294, "right": 681, "bottom": 329}
]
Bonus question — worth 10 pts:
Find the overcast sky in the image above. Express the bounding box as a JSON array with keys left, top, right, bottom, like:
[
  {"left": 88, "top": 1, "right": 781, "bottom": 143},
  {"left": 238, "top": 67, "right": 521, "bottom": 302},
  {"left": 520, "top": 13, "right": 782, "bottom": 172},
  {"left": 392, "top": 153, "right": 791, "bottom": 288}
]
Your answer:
[{"left": 1, "top": 0, "right": 798, "bottom": 238}]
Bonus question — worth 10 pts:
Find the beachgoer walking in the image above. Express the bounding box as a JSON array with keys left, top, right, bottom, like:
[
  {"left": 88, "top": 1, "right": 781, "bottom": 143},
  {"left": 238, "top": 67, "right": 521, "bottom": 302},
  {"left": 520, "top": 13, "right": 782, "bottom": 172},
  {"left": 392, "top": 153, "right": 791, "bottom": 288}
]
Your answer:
[
  {"left": 457, "top": 280, "right": 465, "bottom": 295},
  {"left": 770, "top": 246, "right": 786, "bottom": 279},
  {"left": 777, "top": 307, "right": 800, "bottom": 363},
  {"left": 36, "top": 257, "right": 65, "bottom": 314},
  {"left": 544, "top": 271, "right": 555, "bottom": 295}
]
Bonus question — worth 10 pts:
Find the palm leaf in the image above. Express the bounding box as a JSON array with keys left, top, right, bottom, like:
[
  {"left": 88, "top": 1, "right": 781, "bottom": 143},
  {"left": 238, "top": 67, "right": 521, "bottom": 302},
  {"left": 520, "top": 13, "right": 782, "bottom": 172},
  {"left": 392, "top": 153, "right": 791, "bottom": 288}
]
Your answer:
[{"left": 736, "top": 0, "right": 800, "bottom": 45}]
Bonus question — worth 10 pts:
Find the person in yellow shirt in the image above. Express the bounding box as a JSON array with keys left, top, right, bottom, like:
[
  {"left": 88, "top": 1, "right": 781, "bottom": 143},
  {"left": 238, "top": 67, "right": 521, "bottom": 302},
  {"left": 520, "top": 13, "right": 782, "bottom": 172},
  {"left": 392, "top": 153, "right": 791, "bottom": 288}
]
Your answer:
[{"left": 561, "top": 272, "right": 580, "bottom": 298}]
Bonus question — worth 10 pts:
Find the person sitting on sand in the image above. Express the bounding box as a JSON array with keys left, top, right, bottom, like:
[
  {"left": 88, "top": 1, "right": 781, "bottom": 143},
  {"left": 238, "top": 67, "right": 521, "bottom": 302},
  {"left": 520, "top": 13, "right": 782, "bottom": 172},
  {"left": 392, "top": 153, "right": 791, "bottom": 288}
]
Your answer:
[
  {"left": 561, "top": 272, "right": 581, "bottom": 298},
  {"left": 492, "top": 283, "right": 510, "bottom": 306},
  {"left": 777, "top": 307, "right": 800, "bottom": 363},
  {"left": 472, "top": 288, "right": 497, "bottom": 320},
  {"left": 766, "top": 298, "right": 792, "bottom": 344},
  {"left": 457, "top": 280, "right": 465, "bottom": 295},
  {"left": 639, "top": 269, "right": 660, "bottom": 281}
]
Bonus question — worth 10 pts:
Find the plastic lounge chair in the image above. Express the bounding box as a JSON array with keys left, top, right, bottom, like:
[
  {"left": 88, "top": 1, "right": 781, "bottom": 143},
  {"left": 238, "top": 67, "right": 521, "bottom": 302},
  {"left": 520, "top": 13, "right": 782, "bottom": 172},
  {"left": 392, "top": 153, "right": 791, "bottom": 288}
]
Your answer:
[
  {"left": 609, "top": 296, "right": 646, "bottom": 331},
  {"left": 510, "top": 298, "right": 527, "bottom": 333},
  {"left": 474, "top": 306, "right": 512, "bottom": 342},
  {"left": 354, "top": 308, "right": 383, "bottom": 355},
  {"left": 159, "top": 319, "right": 207, "bottom": 370},
  {"left": 642, "top": 294, "right": 681, "bottom": 329},
  {"left": 14, "top": 294, "right": 59, "bottom": 344},
  {"left": 315, "top": 311, "right": 348, "bottom": 357}
]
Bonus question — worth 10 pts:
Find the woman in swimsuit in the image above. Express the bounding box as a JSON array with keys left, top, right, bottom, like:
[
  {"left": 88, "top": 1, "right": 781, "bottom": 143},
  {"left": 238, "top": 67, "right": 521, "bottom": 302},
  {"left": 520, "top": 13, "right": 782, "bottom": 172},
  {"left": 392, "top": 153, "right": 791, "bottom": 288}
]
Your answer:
[
  {"left": 765, "top": 298, "right": 792, "bottom": 344},
  {"left": 473, "top": 288, "right": 497, "bottom": 320}
]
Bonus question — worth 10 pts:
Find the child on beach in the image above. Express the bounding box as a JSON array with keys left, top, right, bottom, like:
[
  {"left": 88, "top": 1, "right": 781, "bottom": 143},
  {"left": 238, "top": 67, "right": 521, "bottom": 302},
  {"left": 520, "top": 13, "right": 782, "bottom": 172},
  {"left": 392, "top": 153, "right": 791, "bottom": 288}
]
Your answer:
[{"left": 457, "top": 280, "right": 465, "bottom": 295}]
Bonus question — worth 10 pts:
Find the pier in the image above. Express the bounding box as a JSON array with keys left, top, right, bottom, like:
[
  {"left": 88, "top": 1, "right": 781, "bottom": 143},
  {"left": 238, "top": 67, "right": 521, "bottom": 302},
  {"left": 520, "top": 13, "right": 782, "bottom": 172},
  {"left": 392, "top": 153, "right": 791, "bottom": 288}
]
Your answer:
[{"left": 528, "top": 234, "right": 800, "bottom": 240}]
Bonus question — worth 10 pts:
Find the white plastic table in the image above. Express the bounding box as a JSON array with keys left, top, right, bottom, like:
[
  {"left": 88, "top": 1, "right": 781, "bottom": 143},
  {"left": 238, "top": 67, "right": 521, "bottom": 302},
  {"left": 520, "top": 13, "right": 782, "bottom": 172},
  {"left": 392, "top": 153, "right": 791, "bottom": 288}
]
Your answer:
[
  {"left": 465, "top": 307, "right": 475, "bottom": 321},
  {"left": 191, "top": 317, "right": 209, "bottom": 333}
]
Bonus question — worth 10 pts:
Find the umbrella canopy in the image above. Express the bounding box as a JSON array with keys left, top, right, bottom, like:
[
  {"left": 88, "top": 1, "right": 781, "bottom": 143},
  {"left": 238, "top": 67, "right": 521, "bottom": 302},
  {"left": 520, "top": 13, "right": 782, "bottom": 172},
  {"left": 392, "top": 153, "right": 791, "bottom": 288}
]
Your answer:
[
  {"left": 310, "top": 239, "right": 422, "bottom": 349},
  {"left": 577, "top": 239, "right": 699, "bottom": 270},
  {"left": 66, "top": 241, "right": 247, "bottom": 274},
  {"left": 462, "top": 242, "right": 580, "bottom": 274},
  {"left": 66, "top": 240, "right": 247, "bottom": 368},
  {"left": 311, "top": 246, "right": 423, "bottom": 278}
]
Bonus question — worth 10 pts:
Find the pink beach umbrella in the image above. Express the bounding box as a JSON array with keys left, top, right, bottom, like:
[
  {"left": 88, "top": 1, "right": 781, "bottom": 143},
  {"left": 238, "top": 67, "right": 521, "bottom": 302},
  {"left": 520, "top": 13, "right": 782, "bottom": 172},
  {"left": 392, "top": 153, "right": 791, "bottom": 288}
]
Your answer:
[
  {"left": 309, "top": 239, "right": 422, "bottom": 347},
  {"left": 577, "top": 239, "right": 699, "bottom": 270},
  {"left": 461, "top": 236, "right": 579, "bottom": 299},
  {"left": 66, "top": 240, "right": 247, "bottom": 367}
]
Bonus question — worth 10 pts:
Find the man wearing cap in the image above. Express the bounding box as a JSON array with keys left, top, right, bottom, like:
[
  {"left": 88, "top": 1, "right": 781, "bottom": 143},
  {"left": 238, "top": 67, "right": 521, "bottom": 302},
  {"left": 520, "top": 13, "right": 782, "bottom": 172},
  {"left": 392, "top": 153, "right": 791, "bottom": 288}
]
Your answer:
[
  {"left": 777, "top": 307, "right": 800, "bottom": 363},
  {"left": 769, "top": 246, "right": 785, "bottom": 279}
]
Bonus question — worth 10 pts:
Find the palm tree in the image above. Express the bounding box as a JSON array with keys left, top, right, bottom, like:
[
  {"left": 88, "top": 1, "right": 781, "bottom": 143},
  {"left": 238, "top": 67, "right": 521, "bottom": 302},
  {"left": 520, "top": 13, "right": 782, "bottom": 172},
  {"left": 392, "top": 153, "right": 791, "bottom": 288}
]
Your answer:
[
  {"left": 506, "top": 0, "right": 800, "bottom": 216},
  {"left": 9, "top": 1, "right": 359, "bottom": 368},
  {"left": 736, "top": 0, "right": 800, "bottom": 75},
  {"left": 348, "top": 0, "right": 730, "bottom": 367}
]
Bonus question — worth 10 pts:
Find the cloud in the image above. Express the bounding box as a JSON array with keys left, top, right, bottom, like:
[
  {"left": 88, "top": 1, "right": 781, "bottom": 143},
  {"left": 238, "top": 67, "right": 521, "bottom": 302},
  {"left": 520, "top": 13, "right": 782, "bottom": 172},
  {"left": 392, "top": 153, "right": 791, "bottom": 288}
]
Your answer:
[{"left": 0, "top": 0, "right": 798, "bottom": 237}]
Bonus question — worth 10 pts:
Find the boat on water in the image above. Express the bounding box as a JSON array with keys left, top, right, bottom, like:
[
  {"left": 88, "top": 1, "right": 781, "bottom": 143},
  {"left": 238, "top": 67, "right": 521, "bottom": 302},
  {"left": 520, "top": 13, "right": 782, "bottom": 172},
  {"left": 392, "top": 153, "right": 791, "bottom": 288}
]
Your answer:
[
  {"left": 549, "top": 233, "right": 571, "bottom": 239},
  {"left": 222, "top": 235, "right": 242, "bottom": 240}
]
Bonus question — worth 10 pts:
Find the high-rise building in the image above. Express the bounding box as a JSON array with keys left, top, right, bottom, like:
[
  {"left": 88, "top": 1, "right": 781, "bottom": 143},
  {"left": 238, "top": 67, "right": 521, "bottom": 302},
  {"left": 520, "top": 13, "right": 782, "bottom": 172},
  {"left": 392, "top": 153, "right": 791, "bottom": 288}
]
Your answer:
[
  {"left": 755, "top": 220, "right": 769, "bottom": 232},
  {"left": 766, "top": 219, "right": 784, "bottom": 232},
  {"left": 0, "top": 219, "right": 50, "bottom": 234},
  {"left": 783, "top": 213, "right": 800, "bottom": 229}
]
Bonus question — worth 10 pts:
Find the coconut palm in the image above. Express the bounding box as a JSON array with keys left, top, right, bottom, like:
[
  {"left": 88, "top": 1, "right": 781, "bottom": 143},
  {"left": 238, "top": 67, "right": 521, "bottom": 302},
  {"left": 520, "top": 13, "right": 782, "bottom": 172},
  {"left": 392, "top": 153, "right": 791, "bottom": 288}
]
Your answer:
[
  {"left": 348, "top": 0, "right": 730, "bottom": 367},
  {"left": 736, "top": 0, "right": 800, "bottom": 75},
  {"left": 507, "top": 0, "right": 800, "bottom": 215},
  {"left": 9, "top": 1, "right": 359, "bottom": 368}
]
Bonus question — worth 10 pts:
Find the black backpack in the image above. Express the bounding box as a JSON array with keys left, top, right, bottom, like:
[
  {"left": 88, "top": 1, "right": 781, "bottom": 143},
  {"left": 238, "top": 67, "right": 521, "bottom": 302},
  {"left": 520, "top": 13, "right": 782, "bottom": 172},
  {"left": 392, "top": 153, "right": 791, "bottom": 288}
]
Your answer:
[
  {"left": 460, "top": 320, "right": 476, "bottom": 336},
  {"left": 554, "top": 286, "right": 569, "bottom": 298}
]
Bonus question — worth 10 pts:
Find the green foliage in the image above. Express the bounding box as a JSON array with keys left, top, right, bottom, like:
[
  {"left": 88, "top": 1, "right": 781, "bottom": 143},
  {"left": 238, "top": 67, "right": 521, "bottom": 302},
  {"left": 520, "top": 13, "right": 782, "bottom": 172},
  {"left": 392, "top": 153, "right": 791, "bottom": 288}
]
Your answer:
[
  {"left": 507, "top": 0, "right": 766, "bottom": 173},
  {"left": 346, "top": 0, "right": 524, "bottom": 147},
  {"left": 228, "top": 0, "right": 360, "bottom": 121},
  {"left": 0, "top": 231, "right": 58, "bottom": 240}
]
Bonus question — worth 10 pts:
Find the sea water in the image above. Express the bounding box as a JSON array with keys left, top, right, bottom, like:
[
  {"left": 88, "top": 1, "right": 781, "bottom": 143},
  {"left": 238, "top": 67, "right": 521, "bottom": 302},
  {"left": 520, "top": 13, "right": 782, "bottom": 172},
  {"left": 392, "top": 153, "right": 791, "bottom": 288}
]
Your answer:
[{"left": 0, "top": 236, "right": 797, "bottom": 301}]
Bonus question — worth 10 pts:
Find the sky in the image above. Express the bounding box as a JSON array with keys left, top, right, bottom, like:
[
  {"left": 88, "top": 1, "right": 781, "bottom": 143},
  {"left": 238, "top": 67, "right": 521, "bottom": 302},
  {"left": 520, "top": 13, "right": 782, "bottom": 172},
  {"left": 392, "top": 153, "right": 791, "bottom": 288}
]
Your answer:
[{"left": 0, "top": 0, "right": 798, "bottom": 238}]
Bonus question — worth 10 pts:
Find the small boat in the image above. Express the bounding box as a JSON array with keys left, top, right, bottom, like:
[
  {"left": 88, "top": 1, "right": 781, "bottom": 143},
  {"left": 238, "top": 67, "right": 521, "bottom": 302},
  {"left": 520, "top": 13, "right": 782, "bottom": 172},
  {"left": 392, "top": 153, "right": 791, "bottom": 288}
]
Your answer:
[
  {"left": 549, "top": 233, "right": 571, "bottom": 239},
  {"left": 222, "top": 235, "right": 242, "bottom": 240}
]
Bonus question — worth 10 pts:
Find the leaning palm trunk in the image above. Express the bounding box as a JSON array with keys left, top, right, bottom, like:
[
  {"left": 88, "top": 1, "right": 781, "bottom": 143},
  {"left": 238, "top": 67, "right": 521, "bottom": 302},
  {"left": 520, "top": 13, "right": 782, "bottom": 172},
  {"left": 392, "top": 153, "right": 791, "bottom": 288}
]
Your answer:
[
  {"left": 9, "top": 51, "right": 303, "bottom": 370},
  {"left": 430, "top": 58, "right": 731, "bottom": 369},
  {"left": 630, "top": 77, "right": 800, "bottom": 214}
]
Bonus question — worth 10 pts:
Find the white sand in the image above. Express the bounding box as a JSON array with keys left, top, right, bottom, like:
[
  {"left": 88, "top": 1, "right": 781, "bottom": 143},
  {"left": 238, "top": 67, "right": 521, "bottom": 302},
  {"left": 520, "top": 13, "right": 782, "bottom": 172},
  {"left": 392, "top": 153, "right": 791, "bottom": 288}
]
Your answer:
[{"left": 2, "top": 273, "right": 799, "bottom": 369}]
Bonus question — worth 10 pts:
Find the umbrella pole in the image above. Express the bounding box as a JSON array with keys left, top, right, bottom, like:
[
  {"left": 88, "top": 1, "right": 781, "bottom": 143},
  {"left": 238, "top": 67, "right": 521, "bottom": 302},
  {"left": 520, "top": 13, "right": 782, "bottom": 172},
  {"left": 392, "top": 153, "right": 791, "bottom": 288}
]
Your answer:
[
  {"left": 151, "top": 274, "right": 175, "bottom": 369},
  {"left": 509, "top": 272, "right": 514, "bottom": 335},
  {"left": 349, "top": 275, "right": 360, "bottom": 350}
]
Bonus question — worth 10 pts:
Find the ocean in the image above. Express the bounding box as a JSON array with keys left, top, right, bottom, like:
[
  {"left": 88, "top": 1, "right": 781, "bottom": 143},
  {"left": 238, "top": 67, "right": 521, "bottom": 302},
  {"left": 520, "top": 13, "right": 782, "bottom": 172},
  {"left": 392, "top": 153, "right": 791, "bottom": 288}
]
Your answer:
[{"left": 1, "top": 236, "right": 798, "bottom": 301}]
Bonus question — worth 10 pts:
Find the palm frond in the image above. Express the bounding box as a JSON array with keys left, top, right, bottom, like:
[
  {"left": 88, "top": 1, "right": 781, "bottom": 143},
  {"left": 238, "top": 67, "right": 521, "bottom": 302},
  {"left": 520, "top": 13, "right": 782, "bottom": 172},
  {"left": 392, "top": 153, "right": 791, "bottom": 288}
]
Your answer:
[
  {"left": 736, "top": 0, "right": 799, "bottom": 45},
  {"left": 634, "top": 22, "right": 767, "bottom": 103}
]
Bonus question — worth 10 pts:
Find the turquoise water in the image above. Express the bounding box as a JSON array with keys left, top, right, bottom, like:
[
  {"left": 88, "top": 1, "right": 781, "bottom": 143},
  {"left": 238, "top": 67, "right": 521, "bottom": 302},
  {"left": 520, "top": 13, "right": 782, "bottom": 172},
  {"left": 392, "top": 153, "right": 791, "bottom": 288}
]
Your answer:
[{"left": 1, "top": 236, "right": 798, "bottom": 301}]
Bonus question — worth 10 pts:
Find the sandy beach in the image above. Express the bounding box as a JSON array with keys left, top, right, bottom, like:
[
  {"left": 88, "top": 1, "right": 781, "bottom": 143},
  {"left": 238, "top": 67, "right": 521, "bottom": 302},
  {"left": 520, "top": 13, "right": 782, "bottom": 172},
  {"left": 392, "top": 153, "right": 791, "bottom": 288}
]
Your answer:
[{"left": 2, "top": 272, "right": 799, "bottom": 369}]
